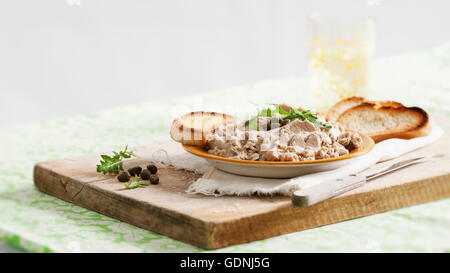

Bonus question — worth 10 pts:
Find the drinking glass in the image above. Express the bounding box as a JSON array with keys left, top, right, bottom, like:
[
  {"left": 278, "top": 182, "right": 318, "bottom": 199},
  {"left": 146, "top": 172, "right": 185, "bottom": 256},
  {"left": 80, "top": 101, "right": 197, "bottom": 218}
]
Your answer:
[{"left": 307, "top": 13, "right": 375, "bottom": 108}]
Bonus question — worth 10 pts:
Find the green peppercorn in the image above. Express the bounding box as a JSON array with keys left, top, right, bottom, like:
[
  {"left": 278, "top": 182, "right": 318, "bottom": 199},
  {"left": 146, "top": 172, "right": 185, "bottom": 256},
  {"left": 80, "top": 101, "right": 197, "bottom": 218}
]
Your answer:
[
  {"left": 117, "top": 171, "right": 130, "bottom": 182},
  {"left": 147, "top": 164, "right": 158, "bottom": 174},
  {"left": 140, "top": 169, "right": 151, "bottom": 180},
  {"left": 149, "top": 174, "right": 159, "bottom": 184},
  {"left": 128, "top": 166, "right": 142, "bottom": 177}
]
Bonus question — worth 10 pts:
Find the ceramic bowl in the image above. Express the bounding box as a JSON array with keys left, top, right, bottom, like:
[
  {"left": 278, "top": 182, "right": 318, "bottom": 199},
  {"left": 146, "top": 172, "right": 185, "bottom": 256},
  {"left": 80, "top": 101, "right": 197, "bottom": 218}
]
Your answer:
[{"left": 182, "top": 133, "right": 375, "bottom": 178}]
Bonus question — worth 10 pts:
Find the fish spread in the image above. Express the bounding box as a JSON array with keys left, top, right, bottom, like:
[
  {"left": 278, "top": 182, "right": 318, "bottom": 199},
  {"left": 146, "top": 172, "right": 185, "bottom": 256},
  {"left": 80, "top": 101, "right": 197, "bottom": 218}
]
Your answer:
[{"left": 206, "top": 114, "right": 362, "bottom": 162}]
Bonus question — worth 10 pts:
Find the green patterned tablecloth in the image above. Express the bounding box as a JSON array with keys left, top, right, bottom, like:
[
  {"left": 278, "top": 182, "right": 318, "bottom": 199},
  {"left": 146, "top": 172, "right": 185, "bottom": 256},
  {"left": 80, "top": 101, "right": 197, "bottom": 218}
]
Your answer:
[{"left": 1, "top": 42, "right": 450, "bottom": 252}]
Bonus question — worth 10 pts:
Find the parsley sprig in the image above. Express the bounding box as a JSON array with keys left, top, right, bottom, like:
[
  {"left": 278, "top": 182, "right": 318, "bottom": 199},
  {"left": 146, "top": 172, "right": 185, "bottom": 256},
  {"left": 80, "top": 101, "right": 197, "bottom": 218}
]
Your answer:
[
  {"left": 283, "top": 109, "right": 332, "bottom": 129},
  {"left": 96, "top": 145, "right": 136, "bottom": 174},
  {"left": 124, "top": 175, "right": 148, "bottom": 189},
  {"left": 244, "top": 104, "right": 331, "bottom": 130},
  {"left": 244, "top": 104, "right": 290, "bottom": 130}
]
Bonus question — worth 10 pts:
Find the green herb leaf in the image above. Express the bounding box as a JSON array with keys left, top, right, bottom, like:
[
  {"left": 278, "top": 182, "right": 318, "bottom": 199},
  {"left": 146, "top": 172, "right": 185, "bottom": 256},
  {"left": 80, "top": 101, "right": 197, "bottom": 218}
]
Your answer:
[
  {"left": 96, "top": 145, "right": 136, "bottom": 174},
  {"left": 244, "top": 104, "right": 294, "bottom": 130},
  {"left": 124, "top": 175, "right": 148, "bottom": 189},
  {"left": 244, "top": 104, "right": 331, "bottom": 130},
  {"left": 282, "top": 109, "right": 331, "bottom": 129},
  {"left": 269, "top": 104, "right": 291, "bottom": 115}
]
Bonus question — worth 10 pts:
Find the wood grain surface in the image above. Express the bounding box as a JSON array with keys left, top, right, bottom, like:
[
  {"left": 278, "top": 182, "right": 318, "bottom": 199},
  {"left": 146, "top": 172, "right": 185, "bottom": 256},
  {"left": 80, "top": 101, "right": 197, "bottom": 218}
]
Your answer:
[{"left": 33, "top": 122, "right": 450, "bottom": 249}]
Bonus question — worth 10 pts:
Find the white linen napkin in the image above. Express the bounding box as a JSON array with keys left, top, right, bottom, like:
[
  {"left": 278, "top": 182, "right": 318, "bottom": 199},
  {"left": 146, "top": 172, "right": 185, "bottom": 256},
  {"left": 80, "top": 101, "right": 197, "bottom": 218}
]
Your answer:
[{"left": 158, "top": 126, "right": 443, "bottom": 197}]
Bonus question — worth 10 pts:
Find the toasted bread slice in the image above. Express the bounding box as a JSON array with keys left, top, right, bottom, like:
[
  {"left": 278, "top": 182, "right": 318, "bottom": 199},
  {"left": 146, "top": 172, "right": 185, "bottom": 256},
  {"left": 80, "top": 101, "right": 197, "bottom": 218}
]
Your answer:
[
  {"left": 326, "top": 96, "right": 367, "bottom": 121},
  {"left": 376, "top": 100, "right": 404, "bottom": 108},
  {"left": 326, "top": 97, "right": 405, "bottom": 122},
  {"left": 337, "top": 102, "right": 432, "bottom": 142},
  {"left": 170, "top": 111, "right": 235, "bottom": 147}
]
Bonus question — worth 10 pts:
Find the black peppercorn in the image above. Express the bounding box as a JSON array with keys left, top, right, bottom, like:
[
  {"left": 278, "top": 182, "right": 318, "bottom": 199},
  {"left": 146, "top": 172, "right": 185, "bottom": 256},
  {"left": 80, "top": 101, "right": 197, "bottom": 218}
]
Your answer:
[
  {"left": 270, "top": 122, "right": 280, "bottom": 129},
  {"left": 280, "top": 119, "right": 290, "bottom": 126},
  {"left": 257, "top": 119, "right": 270, "bottom": 131},
  {"left": 128, "top": 166, "right": 142, "bottom": 176},
  {"left": 147, "top": 164, "right": 158, "bottom": 174},
  {"left": 149, "top": 174, "right": 159, "bottom": 184},
  {"left": 140, "top": 169, "right": 151, "bottom": 180},
  {"left": 117, "top": 171, "right": 130, "bottom": 182}
]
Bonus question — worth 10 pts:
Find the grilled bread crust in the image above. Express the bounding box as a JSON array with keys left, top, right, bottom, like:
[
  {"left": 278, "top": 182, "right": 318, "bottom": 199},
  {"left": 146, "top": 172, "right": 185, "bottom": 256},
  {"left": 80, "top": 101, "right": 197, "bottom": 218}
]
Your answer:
[
  {"left": 170, "top": 111, "right": 235, "bottom": 147},
  {"left": 326, "top": 96, "right": 367, "bottom": 121},
  {"left": 336, "top": 102, "right": 431, "bottom": 142}
]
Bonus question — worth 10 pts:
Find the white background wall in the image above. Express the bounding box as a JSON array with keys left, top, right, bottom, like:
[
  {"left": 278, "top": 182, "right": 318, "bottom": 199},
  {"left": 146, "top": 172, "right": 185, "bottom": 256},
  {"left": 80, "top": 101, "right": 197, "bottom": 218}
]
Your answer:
[{"left": 1, "top": 0, "right": 450, "bottom": 126}]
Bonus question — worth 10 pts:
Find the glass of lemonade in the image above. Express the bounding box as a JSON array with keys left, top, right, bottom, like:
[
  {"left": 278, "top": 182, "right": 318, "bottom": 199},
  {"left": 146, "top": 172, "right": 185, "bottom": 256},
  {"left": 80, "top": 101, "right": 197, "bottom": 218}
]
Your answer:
[{"left": 307, "top": 13, "right": 375, "bottom": 108}]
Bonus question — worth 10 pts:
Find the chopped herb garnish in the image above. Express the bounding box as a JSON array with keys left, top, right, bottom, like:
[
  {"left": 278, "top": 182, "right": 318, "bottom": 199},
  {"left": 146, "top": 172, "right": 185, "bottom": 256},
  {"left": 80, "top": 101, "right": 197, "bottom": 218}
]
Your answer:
[
  {"left": 282, "top": 109, "right": 332, "bottom": 129},
  {"left": 244, "top": 104, "right": 331, "bottom": 130},
  {"left": 96, "top": 145, "right": 136, "bottom": 174},
  {"left": 244, "top": 104, "right": 293, "bottom": 130},
  {"left": 124, "top": 175, "right": 148, "bottom": 189}
]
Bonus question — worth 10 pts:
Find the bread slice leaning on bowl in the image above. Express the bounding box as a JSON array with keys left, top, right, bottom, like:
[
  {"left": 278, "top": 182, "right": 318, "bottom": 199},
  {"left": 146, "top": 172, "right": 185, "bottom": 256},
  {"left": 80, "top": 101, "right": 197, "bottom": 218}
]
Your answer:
[
  {"left": 336, "top": 102, "right": 432, "bottom": 142},
  {"left": 326, "top": 96, "right": 405, "bottom": 122},
  {"left": 326, "top": 96, "right": 367, "bottom": 121},
  {"left": 170, "top": 111, "right": 235, "bottom": 147}
]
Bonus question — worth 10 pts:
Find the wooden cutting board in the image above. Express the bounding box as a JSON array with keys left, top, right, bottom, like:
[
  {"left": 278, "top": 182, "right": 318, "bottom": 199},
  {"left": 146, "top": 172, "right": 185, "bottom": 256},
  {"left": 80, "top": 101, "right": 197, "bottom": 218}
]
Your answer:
[{"left": 33, "top": 120, "right": 450, "bottom": 250}]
